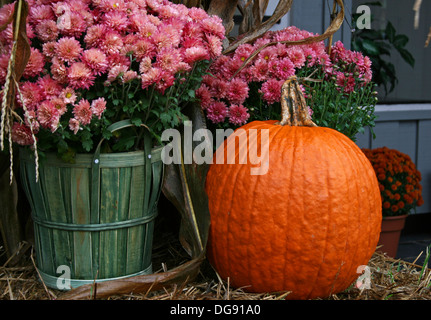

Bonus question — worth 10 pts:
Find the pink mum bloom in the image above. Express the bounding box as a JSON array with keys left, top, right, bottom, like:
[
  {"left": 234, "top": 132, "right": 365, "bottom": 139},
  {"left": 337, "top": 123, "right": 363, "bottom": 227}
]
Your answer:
[
  {"left": 73, "top": 99, "right": 93, "bottom": 125},
  {"left": 68, "top": 118, "right": 80, "bottom": 134},
  {"left": 18, "top": 82, "right": 44, "bottom": 110},
  {"left": 249, "top": 58, "right": 268, "bottom": 82},
  {"left": 34, "top": 19, "right": 59, "bottom": 42},
  {"left": 91, "top": 97, "right": 107, "bottom": 119},
  {"left": 106, "top": 64, "right": 129, "bottom": 84},
  {"left": 84, "top": 24, "right": 106, "bottom": 48},
  {"left": 37, "top": 100, "right": 60, "bottom": 132},
  {"left": 156, "top": 48, "right": 183, "bottom": 74},
  {"left": 56, "top": 37, "right": 83, "bottom": 63},
  {"left": 200, "top": 15, "right": 225, "bottom": 39},
  {"left": 206, "top": 101, "right": 228, "bottom": 124},
  {"left": 122, "top": 70, "right": 139, "bottom": 83},
  {"left": 271, "top": 57, "right": 295, "bottom": 79},
  {"left": 139, "top": 57, "right": 152, "bottom": 74},
  {"left": 141, "top": 67, "right": 162, "bottom": 90},
  {"left": 131, "top": 38, "right": 156, "bottom": 61},
  {"left": 67, "top": 62, "right": 95, "bottom": 90},
  {"left": 287, "top": 46, "right": 306, "bottom": 68},
  {"left": 205, "top": 34, "right": 223, "bottom": 59},
  {"left": 195, "top": 84, "right": 212, "bottom": 109},
  {"left": 51, "top": 97, "right": 67, "bottom": 116},
  {"left": 60, "top": 87, "right": 77, "bottom": 104},
  {"left": 227, "top": 78, "right": 249, "bottom": 104},
  {"left": 102, "top": 10, "right": 130, "bottom": 32},
  {"left": 99, "top": 31, "right": 123, "bottom": 55},
  {"left": 37, "top": 75, "right": 62, "bottom": 100},
  {"left": 29, "top": 5, "right": 54, "bottom": 23},
  {"left": 42, "top": 41, "right": 57, "bottom": 59},
  {"left": 11, "top": 123, "right": 35, "bottom": 146},
  {"left": 82, "top": 48, "right": 109, "bottom": 75},
  {"left": 155, "top": 70, "right": 175, "bottom": 94},
  {"left": 50, "top": 57, "right": 68, "bottom": 84},
  {"left": 153, "top": 24, "right": 181, "bottom": 49},
  {"left": 228, "top": 104, "right": 250, "bottom": 126},
  {"left": 260, "top": 79, "right": 283, "bottom": 105},
  {"left": 23, "top": 48, "right": 44, "bottom": 78},
  {"left": 183, "top": 46, "right": 210, "bottom": 64}
]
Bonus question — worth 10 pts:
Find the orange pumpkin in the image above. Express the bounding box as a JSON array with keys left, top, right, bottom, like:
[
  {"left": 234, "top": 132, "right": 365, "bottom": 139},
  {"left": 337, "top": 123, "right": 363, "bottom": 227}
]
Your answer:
[{"left": 205, "top": 77, "right": 382, "bottom": 299}]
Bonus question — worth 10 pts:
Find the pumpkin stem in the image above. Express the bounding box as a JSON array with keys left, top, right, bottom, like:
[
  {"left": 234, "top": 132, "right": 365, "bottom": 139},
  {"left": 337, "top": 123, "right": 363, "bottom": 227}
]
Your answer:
[{"left": 277, "top": 76, "right": 317, "bottom": 127}]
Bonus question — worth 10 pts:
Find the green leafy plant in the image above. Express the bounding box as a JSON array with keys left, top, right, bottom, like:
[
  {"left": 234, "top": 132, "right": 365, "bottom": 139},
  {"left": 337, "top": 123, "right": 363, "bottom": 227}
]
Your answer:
[{"left": 351, "top": 2, "right": 415, "bottom": 96}]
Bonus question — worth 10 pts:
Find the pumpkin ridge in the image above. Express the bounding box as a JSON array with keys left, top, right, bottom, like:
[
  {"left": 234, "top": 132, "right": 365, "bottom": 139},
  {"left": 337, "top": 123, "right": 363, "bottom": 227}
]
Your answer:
[
  {"left": 302, "top": 130, "right": 333, "bottom": 299},
  {"left": 335, "top": 134, "right": 366, "bottom": 289}
]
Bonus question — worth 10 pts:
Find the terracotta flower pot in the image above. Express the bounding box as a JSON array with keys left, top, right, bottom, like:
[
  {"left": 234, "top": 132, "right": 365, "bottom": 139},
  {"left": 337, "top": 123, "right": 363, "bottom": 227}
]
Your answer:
[{"left": 377, "top": 214, "right": 408, "bottom": 258}]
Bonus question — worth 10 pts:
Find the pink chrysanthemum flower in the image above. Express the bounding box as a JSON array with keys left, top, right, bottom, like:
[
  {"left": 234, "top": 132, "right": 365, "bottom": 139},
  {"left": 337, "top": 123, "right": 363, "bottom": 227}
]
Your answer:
[
  {"left": 11, "top": 123, "right": 35, "bottom": 146},
  {"left": 200, "top": 16, "right": 225, "bottom": 38},
  {"left": 228, "top": 104, "right": 250, "bottom": 126},
  {"left": 139, "top": 57, "right": 152, "bottom": 74},
  {"left": 29, "top": 5, "right": 54, "bottom": 23},
  {"left": 141, "top": 67, "right": 162, "bottom": 90},
  {"left": 60, "top": 87, "right": 77, "bottom": 104},
  {"left": 60, "top": 11, "right": 87, "bottom": 38},
  {"left": 50, "top": 57, "right": 68, "bottom": 84},
  {"left": 133, "top": 38, "right": 156, "bottom": 61},
  {"left": 249, "top": 58, "right": 268, "bottom": 82},
  {"left": 206, "top": 101, "right": 227, "bottom": 124},
  {"left": 205, "top": 34, "right": 223, "bottom": 59},
  {"left": 102, "top": 10, "right": 130, "bottom": 32},
  {"left": 271, "top": 57, "right": 295, "bottom": 80},
  {"left": 51, "top": 97, "right": 67, "bottom": 116},
  {"left": 56, "top": 37, "right": 83, "bottom": 63},
  {"left": 91, "top": 97, "right": 107, "bottom": 119},
  {"left": 24, "top": 110, "right": 40, "bottom": 133},
  {"left": 42, "top": 41, "right": 57, "bottom": 59},
  {"left": 22, "top": 48, "right": 44, "bottom": 78},
  {"left": 106, "top": 64, "right": 129, "bottom": 84},
  {"left": 196, "top": 84, "right": 212, "bottom": 109},
  {"left": 18, "top": 81, "right": 44, "bottom": 110},
  {"left": 37, "top": 75, "right": 62, "bottom": 100},
  {"left": 67, "top": 62, "right": 95, "bottom": 90},
  {"left": 73, "top": 99, "right": 93, "bottom": 125},
  {"left": 122, "top": 70, "right": 139, "bottom": 83},
  {"left": 287, "top": 46, "right": 306, "bottom": 68},
  {"left": 68, "top": 118, "right": 80, "bottom": 134},
  {"left": 156, "top": 48, "right": 183, "bottom": 74},
  {"left": 34, "top": 19, "right": 59, "bottom": 42},
  {"left": 37, "top": 100, "right": 60, "bottom": 132},
  {"left": 155, "top": 70, "right": 175, "bottom": 94},
  {"left": 188, "top": 7, "right": 208, "bottom": 22},
  {"left": 260, "top": 79, "right": 283, "bottom": 105},
  {"left": 84, "top": 24, "right": 106, "bottom": 48},
  {"left": 183, "top": 46, "right": 210, "bottom": 64},
  {"left": 99, "top": 31, "right": 123, "bottom": 55},
  {"left": 209, "top": 79, "right": 229, "bottom": 100},
  {"left": 227, "top": 78, "right": 249, "bottom": 104},
  {"left": 82, "top": 48, "right": 109, "bottom": 75},
  {"left": 153, "top": 24, "right": 181, "bottom": 49}
]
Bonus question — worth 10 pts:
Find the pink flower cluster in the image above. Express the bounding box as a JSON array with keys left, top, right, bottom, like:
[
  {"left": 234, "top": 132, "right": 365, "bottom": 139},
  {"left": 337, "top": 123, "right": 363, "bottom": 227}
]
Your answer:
[
  {"left": 330, "top": 41, "right": 372, "bottom": 93},
  {"left": 0, "top": 0, "right": 224, "bottom": 146},
  {"left": 198, "top": 26, "right": 372, "bottom": 126}
]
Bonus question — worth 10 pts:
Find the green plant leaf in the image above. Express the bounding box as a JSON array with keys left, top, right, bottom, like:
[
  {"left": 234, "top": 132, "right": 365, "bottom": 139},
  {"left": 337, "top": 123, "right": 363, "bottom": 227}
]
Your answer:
[
  {"left": 385, "top": 21, "right": 396, "bottom": 43},
  {"left": 393, "top": 34, "right": 409, "bottom": 49},
  {"left": 397, "top": 47, "right": 415, "bottom": 68},
  {"left": 361, "top": 38, "right": 381, "bottom": 56}
]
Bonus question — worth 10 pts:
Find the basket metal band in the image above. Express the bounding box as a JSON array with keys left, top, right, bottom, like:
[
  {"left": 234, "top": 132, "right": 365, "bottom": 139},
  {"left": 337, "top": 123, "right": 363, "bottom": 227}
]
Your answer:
[{"left": 32, "top": 210, "right": 158, "bottom": 231}]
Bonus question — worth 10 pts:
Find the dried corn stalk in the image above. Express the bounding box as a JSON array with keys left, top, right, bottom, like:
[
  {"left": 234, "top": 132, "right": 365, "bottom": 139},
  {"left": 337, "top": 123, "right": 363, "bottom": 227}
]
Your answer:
[{"left": 0, "top": 0, "right": 36, "bottom": 183}]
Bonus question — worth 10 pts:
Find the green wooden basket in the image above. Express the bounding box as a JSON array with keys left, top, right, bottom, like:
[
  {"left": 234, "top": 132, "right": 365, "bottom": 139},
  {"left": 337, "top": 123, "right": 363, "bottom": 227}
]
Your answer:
[{"left": 19, "top": 120, "right": 164, "bottom": 290}]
